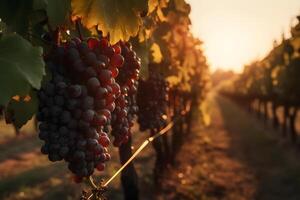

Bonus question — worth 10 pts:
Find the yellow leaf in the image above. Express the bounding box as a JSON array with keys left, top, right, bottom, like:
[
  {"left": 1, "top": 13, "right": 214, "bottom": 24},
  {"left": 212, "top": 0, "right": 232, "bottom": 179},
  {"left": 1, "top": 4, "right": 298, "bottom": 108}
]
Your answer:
[
  {"left": 166, "top": 75, "right": 180, "bottom": 87},
  {"left": 200, "top": 102, "right": 211, "bottom": 126},
  {"left": 71, "top": 0, "right": 148, "bottom": 44},
  {"left": 23, "top": 95, "right": 31, "bottom": 102},
  {"left": 174, "top": 0, "right": 190, "bottom": 14},
  {"left": 157, "top": 6, "right": 167, "bottom": 21},
  {"left": 148, "top": 0, "right": 159, "bottom": 14},
  {"left": 12, "top": 95, "right": 20, "bottom": 101},
  {"left": 150, "top": 43, "right": 162, "bottom": 63}
]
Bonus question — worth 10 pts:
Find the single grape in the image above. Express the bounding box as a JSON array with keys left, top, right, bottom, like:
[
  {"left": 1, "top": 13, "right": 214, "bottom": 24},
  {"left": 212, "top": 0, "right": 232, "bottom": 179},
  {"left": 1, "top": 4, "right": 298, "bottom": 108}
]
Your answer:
[
  {"left": 99, "top": 70, "right": 112, "bottom": 85},
  {"left": 87, "top": 77, "right": 101, "bottom": 93},
  {"left": 110, "top": 54, "right": 124, "bottom": 68},
  {"left": 82, "top": 109, "right": 95, "bottom": 122},
  {"left": 68, "top": 85, "right": 82, "bottom": 98}
]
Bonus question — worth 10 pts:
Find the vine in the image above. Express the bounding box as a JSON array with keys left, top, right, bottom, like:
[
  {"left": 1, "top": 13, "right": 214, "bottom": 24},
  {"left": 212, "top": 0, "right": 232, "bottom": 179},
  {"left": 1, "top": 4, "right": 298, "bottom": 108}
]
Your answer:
[
  {"left": 221, "top": 15, "right": 300, "bottom": 144},
  {"left": 0, "top": 0, "right": 209, "bottom": 199}
]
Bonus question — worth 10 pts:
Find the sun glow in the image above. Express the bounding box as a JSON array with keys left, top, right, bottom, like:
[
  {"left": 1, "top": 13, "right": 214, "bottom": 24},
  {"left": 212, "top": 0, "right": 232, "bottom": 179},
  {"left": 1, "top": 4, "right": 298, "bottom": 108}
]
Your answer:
[
  {"left": 204, "top": 26, "right": 256, "bottom": 72},
  {"left": 187, "top": 0, "right": 300, "bottom": 72}
]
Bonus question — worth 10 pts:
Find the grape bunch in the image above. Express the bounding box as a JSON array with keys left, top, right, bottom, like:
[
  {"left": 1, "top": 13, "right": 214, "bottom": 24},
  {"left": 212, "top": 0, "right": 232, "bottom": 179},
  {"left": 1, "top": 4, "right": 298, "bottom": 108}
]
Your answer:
[
  {"left": 110, "top": 42, "right": 140, "bottom": 147},
  {"left": 137, "top": 70, "right": 169, "bottom": 132},
  {"left": 37, "top": 37, "right": 124, "bottom": 180}
]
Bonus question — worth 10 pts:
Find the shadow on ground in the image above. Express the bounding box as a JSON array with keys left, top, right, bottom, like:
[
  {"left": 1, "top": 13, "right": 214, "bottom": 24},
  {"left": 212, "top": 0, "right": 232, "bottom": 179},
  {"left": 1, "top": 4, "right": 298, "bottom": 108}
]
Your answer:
[{"left": 217, "top": 95, "right": 300, "bottom": 200}]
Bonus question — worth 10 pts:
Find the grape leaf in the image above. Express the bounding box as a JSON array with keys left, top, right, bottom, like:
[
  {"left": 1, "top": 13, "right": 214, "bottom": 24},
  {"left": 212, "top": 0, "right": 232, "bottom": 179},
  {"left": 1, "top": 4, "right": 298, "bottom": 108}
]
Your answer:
[
  {"left": 33, "top": 0, "right": 71, "bottom": 28},
  {"left": 166, "top": 75, "right": 180, "bottom": 87},
  {"left": 5, "top": 91, "right": 38, "bottom": 129},
  {"left": 174, "top": 0, "right": 191, "bottom": 14},
  {"left": 0, "top": 0, "right": 33, "bottom": 35},
  {"left": 150, "top": 43, "right": 162, "bottom": 63},
  {"left": 46, "top": 0, "right": 71, "bottom": 28},
  {"left": 33, "top": 0, "right": 47, "bottom": 10},
  {"left": 148, "top": 0, "right": 159, "bottom": 14},
  {"left": 0, "top": 34, "right": 45, "bottom": 106},
  {"left": 0, "top": 19, "right": 7, "bottom": 34},
  {"left": 72, "top": 0, "right": 148, "bottom": 44}
]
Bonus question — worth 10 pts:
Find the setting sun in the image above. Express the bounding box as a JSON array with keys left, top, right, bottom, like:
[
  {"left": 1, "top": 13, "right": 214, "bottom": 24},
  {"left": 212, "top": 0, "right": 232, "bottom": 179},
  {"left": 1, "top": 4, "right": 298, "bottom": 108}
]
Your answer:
[{"left": 187, "top": 0, "right": 300, "bottom": 72}]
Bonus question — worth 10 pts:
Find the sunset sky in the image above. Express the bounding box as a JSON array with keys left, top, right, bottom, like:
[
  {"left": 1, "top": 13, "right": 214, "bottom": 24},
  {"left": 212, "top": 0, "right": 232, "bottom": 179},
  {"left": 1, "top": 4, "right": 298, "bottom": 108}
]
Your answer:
[{"left": 187, "top": 0, "right": 300, "bottom": 72}]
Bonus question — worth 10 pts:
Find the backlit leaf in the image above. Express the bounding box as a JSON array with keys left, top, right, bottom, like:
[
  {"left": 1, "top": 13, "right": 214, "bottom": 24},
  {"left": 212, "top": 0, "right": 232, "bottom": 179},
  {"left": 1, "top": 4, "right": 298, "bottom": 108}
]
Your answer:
[
  {"left": 150, "top": 42, "right": 162, "bottom": 63},
  {"left": 72, "top": 0, "right": 148, "bottom": 44}
]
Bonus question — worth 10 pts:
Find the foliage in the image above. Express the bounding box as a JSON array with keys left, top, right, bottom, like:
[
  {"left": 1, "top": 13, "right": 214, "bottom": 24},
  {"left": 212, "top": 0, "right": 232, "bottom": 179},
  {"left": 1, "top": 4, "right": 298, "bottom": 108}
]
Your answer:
[
  {"left": 224, "top": 15, "right": 300, "bottom": 107},
  {"left": 71, "top": 0, "right": 148, "bottom": 44},
  {"left": 0, "top": 34, "right": 44, "bottom": 106},
  {"left": 0, "top": 2, "right": 210, "bottom": 197},
  {"left": 0, "top": 0, "right": 209, "bottom": 129},
  {"left": 5, "top": 91, "right": 38, "bottom": 129}
]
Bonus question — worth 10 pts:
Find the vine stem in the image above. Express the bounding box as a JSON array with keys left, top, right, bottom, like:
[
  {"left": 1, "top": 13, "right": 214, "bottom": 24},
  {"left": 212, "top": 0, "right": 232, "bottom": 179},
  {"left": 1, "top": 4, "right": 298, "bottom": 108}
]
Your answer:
[
  {"left": 76, "top": 19, "right": 83, "bottom": 41},
  {"left": 47, "top": 20, "right": 60, "bottom": 46},
  {"left": 53, "top": 28, "right": 61, "bottom": 46},
  {"left": 103, "top": 122, "right": 174, "bottom": 187},
  {"left": 95, "top": 25, "right": 103, "bottom": 39},
  {"left": 88, "top": 176, "right": 98, "bottom": 189}
]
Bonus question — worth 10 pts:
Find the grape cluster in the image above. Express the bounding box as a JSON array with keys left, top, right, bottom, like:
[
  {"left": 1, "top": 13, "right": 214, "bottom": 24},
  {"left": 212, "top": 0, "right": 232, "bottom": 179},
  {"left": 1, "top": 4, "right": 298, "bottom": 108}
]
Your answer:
[
  {"left": 37, "top": 37, "right": 124, "bottom": 179},
  {"left": 137, "top": 71, "right": 169, "bottom": 131},
  {"left": 110, "top": 42, "right": 140, "bottom": 147}
]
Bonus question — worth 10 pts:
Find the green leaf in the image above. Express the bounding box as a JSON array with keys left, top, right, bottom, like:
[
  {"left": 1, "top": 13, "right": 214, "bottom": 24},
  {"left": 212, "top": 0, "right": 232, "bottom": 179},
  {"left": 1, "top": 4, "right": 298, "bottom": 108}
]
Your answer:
[
  {"left": 33, "top": 0, "right": 71, "bottom": 28},
  {"left": 0, "top": 19, "right": 7, "bottom": 34},
  {"left": 72, "top": 0, "right": 148, "bottom": 44},
  {"left": 5, "top": 91, "right": 38, "bottom": 129},
  {"left": 46, "top": 0, "right": 71, "bottom": 28},
  {"left": 33, "top": 0, "right": 47, "bottom": 10},
  {"left": 0, "top": 0, "right": 33, "bottom": 35},
  {"left": 29, "top": 9, "right": 48, "bottom": 27},
  {"left": 0, "top": 33, "right": 45, "bottom": 106}
]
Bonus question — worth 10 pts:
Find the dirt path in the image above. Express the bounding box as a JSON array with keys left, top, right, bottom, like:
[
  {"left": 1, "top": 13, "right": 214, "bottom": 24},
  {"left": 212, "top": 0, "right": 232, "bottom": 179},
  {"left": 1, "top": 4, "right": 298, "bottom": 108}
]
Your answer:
[{"left": 156, "top": 94, "right": 300, "bottom": 200}]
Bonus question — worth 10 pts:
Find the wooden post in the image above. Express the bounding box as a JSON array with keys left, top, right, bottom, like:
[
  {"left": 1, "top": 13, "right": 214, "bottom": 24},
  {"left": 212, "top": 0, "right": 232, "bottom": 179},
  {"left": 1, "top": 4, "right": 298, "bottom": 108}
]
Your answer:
[
  {"left": 282, "top": 104, "right": 289, "bottom": 137},
  {"left": 271, "top": 102, "right": 279, "bottom": 129},
  {"left": 263, "top": 101, "right": 268, "bottom": 124},
  {"left": 289, "top": 107, "right": 298, "bottom": 144},
  {"left": 119, "top": 137, "right": 139, "bottom": 200},
  {"left": 151, "top": 129, "right": 164, "bottom": 186}
]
